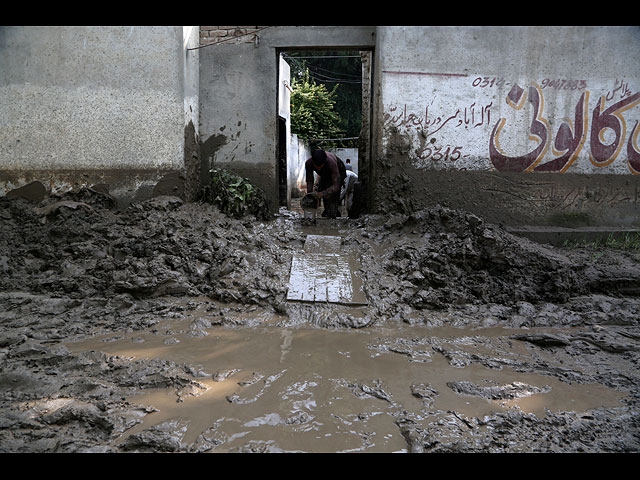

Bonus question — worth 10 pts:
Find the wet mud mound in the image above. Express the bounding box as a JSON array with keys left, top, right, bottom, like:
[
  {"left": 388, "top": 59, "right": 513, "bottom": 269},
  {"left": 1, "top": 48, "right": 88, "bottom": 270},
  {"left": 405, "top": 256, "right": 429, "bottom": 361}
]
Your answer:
[
  {"left": 0, "top": 339, "right": 208, "bottom": 453},
  {"left": 0, "top": 192, "right": 295, "bottom": 311},
  {"left": 350, "top": 206, "right": 640, "bottom": 320},
  {"left": 2, "top": 194, "right": 639, "bottom": 329}
]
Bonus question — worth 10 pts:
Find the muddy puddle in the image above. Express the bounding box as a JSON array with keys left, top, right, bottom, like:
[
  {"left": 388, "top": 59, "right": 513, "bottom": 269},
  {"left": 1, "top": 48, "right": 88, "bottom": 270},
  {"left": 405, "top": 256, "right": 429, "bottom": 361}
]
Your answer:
[{"left": 65, "top": 305, "right": 626, "bottom": 453}]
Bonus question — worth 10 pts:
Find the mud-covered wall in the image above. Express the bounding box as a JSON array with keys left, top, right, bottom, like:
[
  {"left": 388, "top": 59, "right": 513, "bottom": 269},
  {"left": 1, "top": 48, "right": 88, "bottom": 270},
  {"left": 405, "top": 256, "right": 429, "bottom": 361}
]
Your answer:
[
  {"left": 198, "top": 26, "right": 376, "bottom": 213},
  {"left": 372, "top": 26, "right": 640, "bottom": 226},
  {"left": 0, "top": 26, "right": 196, "bottom": 205}
]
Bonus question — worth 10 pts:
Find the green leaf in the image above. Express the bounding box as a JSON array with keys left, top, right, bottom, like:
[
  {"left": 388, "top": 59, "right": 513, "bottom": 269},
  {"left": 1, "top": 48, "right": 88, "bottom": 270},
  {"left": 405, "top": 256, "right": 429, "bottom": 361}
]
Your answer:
[{"left": 202, "top": 168, "right": 270, "bottom": 220}]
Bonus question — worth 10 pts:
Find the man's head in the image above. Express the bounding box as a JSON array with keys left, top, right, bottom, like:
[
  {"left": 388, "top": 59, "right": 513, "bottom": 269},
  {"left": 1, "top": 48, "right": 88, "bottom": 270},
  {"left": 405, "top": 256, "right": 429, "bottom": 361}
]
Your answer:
[{"left": 311, "top": 149, "right": 327, "bottom": 169}]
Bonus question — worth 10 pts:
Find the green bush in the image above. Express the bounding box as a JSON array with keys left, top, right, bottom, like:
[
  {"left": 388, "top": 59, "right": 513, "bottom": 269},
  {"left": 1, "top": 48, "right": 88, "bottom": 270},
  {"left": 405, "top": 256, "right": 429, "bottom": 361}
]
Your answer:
[
  {"left": 290, "top": 69, "right": 343, "bottom": 146},
  {"left": 202, "top": 168, "right": 270, "bottom": 220}
]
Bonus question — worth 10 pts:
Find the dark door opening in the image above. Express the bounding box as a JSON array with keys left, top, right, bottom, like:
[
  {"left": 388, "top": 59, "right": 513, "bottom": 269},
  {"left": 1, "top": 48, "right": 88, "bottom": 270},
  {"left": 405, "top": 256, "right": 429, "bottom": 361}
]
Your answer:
[{"left": 277, "top": 116, "right": 287, "bottom": 207}]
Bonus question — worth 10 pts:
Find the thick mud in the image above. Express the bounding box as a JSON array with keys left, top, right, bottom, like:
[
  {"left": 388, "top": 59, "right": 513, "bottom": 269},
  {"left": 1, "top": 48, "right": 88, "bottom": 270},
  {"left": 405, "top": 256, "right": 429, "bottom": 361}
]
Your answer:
[{"left": 1, "top": 190, "right": 639, "bottom": 452}]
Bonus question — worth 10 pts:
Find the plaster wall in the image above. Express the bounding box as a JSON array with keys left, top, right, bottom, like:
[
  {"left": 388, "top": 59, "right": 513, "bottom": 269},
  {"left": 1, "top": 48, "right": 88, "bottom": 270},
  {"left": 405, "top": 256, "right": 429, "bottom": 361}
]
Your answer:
[
  {"left": 278, "top": 56, "right": 312, "bottom": 203},
  {"left": 0, "top": 26, "right": 191, "bottom": 204},
  {"left": 278, "top": 53, "right": 293, "bottom": 208},
  {"left": 327, "top": 147, "right": 359, "bottom": 175},
  {"left": 289, "top": 134, "right": 311, "bottom": 198},
  {"left": 372, "top": 26, "right": 640, "bottom": 226}
]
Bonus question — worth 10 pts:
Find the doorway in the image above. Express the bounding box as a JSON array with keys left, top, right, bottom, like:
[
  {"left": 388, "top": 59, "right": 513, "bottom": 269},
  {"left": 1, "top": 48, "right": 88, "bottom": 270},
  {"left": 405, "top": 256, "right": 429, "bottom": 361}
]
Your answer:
[{"left": 277, "top": 49, "right": 373, "bottom": 214}]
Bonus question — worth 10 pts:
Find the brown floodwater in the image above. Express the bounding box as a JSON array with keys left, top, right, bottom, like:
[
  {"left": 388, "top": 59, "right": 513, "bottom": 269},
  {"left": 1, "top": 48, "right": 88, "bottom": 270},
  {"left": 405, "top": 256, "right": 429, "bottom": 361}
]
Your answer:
[{"left": 66, "top": 306, "right": 626, "bottom": 453}]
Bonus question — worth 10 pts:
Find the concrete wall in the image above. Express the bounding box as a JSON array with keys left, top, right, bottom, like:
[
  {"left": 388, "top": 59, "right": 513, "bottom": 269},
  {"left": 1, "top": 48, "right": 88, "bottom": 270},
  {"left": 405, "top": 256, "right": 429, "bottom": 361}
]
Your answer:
[
  {"left": 327, "top": 147, "right": 359, "bottom": 175},
  {"left": 289, "top": 134, "right": 311, "bottom": 198},
  {"left": 0, "top": 26, "right": 195, "bottom": 204},
  {"left": 277, "top": 53, "right": 310, "bottom": 206},
  {"left": 183, "top": 26, "right": 201, "bottom": 202},
  {"left": 372, "top": 26, "right": 640, "bottom": 226},
  {"left": 7, "top": 25, "right": 637, "bottom": 227},
  {"left": 198, "top": 26, "right": 376, "bottom": 212}
]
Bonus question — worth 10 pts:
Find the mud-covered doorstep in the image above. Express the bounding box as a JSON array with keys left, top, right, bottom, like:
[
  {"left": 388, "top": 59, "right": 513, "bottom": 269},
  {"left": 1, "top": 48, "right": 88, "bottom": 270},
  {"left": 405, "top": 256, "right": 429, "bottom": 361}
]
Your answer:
[{"left": 1, "top": 190, "right": 639, "bottom": 452}]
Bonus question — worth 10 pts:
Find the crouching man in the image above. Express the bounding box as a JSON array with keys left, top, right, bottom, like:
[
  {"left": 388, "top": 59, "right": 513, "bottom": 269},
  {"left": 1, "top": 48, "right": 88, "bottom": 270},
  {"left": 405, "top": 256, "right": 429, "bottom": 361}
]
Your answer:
[{"left": 305, "top": 149, "right": 346, "bottom": 219}]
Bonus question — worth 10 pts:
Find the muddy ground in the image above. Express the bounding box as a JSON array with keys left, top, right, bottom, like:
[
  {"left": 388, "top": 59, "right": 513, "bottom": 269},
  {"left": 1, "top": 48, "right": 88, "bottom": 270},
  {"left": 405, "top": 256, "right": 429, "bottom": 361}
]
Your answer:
[{"left": 0, "top": 188, "right": 639, "bottom": 453}]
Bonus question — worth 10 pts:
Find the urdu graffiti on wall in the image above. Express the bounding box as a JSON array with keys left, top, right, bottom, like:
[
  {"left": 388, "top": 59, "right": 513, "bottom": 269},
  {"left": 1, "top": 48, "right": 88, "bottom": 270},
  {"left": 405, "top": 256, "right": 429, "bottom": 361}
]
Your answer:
[
  {"left": 383, "top": 75, "right": 640, "bottom": 175},
  {"left": 490, "top": 81, "right": 640, "bottom": 174},
  {"left": 384, "top": 101, "right": 493, "bottom": 165},
  {"left": 385, "top": 101, "right": 493, "bottom": 134}
]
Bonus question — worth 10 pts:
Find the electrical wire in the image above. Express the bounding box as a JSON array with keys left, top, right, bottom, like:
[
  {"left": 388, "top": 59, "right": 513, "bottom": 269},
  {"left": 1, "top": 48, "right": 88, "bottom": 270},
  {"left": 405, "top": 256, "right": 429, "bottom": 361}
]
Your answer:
[
  {"left": 308, "top": 75, "right": 361, "bottom": 84},
  {"left": 310, "top": 64, "right": 361, "bottom": 80},
  {"left": 284, "top": 55, "right": 362, "bottom": 84},
  {"left": 282, "top": 55, "right": 362, "bottom": 59},
  {"left": 311, "top": 137, "right": 359, "bottom": 142},
  {"left": 283, "top": 54, "right": 362, "bottom": 78}
]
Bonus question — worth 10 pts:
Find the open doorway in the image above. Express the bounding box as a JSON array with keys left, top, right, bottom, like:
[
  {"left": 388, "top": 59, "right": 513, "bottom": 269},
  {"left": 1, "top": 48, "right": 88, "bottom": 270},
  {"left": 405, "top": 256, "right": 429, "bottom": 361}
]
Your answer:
[{"left": 277, "top": 49, "right": 372, "bottom": 216}]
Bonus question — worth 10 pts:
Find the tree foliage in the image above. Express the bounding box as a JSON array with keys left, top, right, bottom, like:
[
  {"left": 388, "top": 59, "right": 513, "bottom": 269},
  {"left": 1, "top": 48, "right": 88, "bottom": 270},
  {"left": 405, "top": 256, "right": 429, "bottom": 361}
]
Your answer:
[
  {"left": 290, "top": 68, "right": 344, "bottom": 147},
  {"left": 286, "top": 51, "right": 362, "bottom": 148}
]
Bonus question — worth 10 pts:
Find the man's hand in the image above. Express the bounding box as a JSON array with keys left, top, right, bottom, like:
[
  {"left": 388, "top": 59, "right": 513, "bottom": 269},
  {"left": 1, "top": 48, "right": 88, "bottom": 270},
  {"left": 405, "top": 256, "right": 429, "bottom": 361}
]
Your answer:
[{"left": 308, "top": 191, "right": 323, "bottom": 199}]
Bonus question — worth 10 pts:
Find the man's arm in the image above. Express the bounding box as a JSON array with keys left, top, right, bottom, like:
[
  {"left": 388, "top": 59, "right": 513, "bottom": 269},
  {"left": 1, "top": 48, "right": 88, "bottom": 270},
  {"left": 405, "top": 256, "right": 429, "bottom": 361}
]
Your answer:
[{"left": 305, "top": 160, "right": 315, "bottom": 193}]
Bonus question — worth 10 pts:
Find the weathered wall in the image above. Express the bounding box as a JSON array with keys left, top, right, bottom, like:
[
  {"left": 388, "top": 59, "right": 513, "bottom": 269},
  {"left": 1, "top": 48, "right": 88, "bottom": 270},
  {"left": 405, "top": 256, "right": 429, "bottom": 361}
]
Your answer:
[
  {"left": 8, "top": 25, "right": 635, "bottom": 226},
  {"left": 372, "top": 26, "right": 640, "bottom": 226},
  {"left": 0, "top": 26, "right": 193, "bottom": 205},
  {"left": 183, "top": 26, "right": 201, "bottom": 202},
  {"left": 289, "top": 134, "right": 311, "bottom": 198},
  {"left": 327, "top": 147, "right": 359, "bottom": 175},
  {"left": 198, "top": 26, "right": 376, "bottom": 212}
]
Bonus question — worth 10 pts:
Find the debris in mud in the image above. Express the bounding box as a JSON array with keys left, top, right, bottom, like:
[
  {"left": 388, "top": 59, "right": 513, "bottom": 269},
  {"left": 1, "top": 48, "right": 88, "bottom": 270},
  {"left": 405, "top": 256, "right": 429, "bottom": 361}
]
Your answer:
[
  {"left": 0, "top": 192, "right": 289, "bottom": 310},
  {"left": 361, "top": 208, "right": 586, "bottom": 310},
  {"left": 35, "top": 200, "right": 93, "bottom": 218},
  {"left": 341, "top": 379, "right": 394, "bottom": 403},
  {"left": 446, "top": 380, "right": 551, "bottom": 400},
  {"left": 410, "top": 383, "right": 439, "bottom": 406},
  {"left": 120, "top": 418, "right": 191, "bottom": 452},
  {"left": 212, "top": 368, "right": 242, "bottom": 382},
  {"left": 1, "top": 191, "right": 639, "bottom": 325},
  {"left": 394, "top": 408, "right": 640, "bottom": 453},
  {"left": 513, "top": 328, "right": 640, "bottom": 353}
]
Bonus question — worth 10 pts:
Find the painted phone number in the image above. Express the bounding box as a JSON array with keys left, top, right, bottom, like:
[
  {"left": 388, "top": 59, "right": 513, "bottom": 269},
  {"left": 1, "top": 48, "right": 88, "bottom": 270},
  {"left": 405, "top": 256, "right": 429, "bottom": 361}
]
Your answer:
[{"left": 472, "top": 76, "right": 587, "bottom": 90}]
